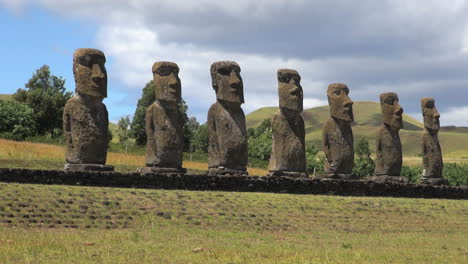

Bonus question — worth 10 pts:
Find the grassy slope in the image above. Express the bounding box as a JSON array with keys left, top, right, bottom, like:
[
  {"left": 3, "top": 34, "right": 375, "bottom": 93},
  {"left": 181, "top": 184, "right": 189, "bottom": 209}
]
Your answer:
[
  {"left": 0, "top": 94, "right": 13, "bottom": 101},
  {"left": 0, "top": 138, "right": 268, "bottom": 176},
  {"left": 0, "top": 183, "right": 466, "bottom": 263},
  {"left": 247, "top": 101, "right": 468, "bottom": 157}
]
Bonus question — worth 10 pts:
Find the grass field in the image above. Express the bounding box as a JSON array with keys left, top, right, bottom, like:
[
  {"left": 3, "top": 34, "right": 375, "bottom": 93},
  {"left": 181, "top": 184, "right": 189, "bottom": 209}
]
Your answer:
[
  {"left": 0, "top": 133, "right": 467, "bottom": 263},
  {"left": 0, "top": 183, "right": 466, "bottom": 263},
  {"left": 0, "top": 94, "right": 13, "bottom": 101},
  {"left": 0, "top": 138, "right": 268, "bottom": 176}
]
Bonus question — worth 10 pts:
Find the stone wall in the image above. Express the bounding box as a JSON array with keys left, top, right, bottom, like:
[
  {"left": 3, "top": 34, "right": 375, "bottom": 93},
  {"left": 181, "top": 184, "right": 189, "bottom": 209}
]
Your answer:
[{"left": 0, "top": 168, "right": 466, "bottom": 199}]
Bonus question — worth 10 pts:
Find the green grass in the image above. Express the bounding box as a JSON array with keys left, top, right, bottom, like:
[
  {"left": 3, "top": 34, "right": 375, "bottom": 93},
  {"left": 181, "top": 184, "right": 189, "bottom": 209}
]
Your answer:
[{"left": 0, "top": 183, "right": 466, "bottom": 263}]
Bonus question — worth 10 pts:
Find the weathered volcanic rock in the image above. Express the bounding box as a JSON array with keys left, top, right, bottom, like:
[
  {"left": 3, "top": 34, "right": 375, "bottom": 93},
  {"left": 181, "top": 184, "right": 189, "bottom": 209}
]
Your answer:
[
  {"left": 207, "top": 61, "right": 248, "bottom": 175},
  {"left": 143, "top": 61, "right": 185, "bottom": 173},
  {"left": 268, "top": 69, "right": 306, "bottom": 178},
  {"left": 374, "top": 92, "right": 404, "bottom": 178},
  {"left": 322, "top": 83, "right": 354, "bottom": 176},
  {"left": 63, "top": 48, "right": 113, "bottom": 171}
]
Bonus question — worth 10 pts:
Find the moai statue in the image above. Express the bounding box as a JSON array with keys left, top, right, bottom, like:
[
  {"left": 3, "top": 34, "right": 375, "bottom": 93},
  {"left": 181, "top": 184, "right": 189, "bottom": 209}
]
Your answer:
[
  {"left": 421, "top": 98, "right": 446, "bottom": 184},
  {"left": 138, "top": 61, "right": 186, "bottom": 174},
  {"left": 321, "top": 83, "right": 355, "bottom": 179},
  {"left": 373, "top": 92, "right": 405, "bottom": 182},
  {"left": 207, "top": 61, "right": 248, "bottom": 175},
  {"left": 268, "top": 69, "right": 307, "bottom": 178},
  {"left": 63, "top": 48, "right": 113, "bottom": 171}
]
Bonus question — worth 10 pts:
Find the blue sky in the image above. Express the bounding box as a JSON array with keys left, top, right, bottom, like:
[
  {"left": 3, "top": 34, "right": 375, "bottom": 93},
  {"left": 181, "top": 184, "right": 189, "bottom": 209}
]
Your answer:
[
  {"left": 1, "top": 1, "right": 468, "bottom": 126},
  {"left": 0, "top": 7, "right": 136, "bottom": 122}
]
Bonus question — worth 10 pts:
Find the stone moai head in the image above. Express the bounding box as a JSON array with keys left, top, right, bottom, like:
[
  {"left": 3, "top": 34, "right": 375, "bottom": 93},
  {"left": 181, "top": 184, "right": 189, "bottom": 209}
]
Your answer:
[
  {"left": 73, "top": 48, "right": 107, "bottom": 99},
  {"left": 152, "top": 61, "right": 181, "bottom": 104},
  {"left": 380, "top": 92, "right": 403, "bottom": 129},
  {"left": 421, "top": 97, "right": 440, "bottom": 131},
  {"left": 278, "top": 69, "right": 303, "bottom": 112},
  {"left": 210, "top": 61, "right": 244, "bottom": 104},
  {"left": 327, "top": 83, "right": 354, "bottom": 122}
]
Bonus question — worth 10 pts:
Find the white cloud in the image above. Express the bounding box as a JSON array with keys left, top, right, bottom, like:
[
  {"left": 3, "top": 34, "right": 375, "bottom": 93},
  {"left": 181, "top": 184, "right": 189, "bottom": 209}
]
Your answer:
[
  {"left": 3, "top": 0, "right": 468, "bottom": 125},
  {"left": 96, "top": 22, "right": 330, "bottom": 121},
  {"left": 440, "top": 106, "right": 468, "bottom": 127}
]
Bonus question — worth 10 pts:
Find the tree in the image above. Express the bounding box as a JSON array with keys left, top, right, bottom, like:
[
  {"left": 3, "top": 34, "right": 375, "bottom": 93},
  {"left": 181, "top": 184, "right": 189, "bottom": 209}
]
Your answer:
[
  {"left": 0, "top": 100, "right": 36, "bottom": 140},
  {"left": 13, "top": 65, "right": 72, "bottom": 136},
  {"left": 353, "top": 138, "right": 375, "bottom": 178},
  {"left": 248, "top": 119, "right": 272, "bottom": 161},
  {"left": 117, "top": 115, "right": 131, "bottom": 143},
  {"left": 117, "top": 115, "right": 132, "bottom": 153},
  {"left": 130, "top": 81, "right": 155, "bottom": 146},
  {"left": 305, "top": 142, "right": 324, "bottom": 176},
  {"left": 192, "top": 124, "right": 208, "bottom": 153},
  {"left": 184, "top": 116, "right": 200, "bottom": 152}
]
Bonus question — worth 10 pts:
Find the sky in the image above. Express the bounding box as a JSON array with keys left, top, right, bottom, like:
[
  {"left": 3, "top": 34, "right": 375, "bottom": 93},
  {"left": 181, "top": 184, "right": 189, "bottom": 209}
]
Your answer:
[{"left": 1, "top": 0, "right": 467, "bottom": 126}]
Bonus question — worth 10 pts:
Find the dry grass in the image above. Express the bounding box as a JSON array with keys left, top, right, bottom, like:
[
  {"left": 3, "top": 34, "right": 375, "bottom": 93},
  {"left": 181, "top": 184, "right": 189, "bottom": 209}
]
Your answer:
[
  {"left": 0, "top": 139, "right": 268, "bottom": 175},
  {"left": 403, "top": 156, "right": 468, "bottom": 167}
]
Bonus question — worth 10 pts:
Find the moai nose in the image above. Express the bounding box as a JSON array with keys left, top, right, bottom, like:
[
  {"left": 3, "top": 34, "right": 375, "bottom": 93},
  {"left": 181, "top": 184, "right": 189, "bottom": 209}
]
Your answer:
[
  {"left": 434, "top": 108, "right": 440, "bottom": 119},
  {"left": 395, "top": 104, "right": 403, "bottom": 115},
  {"left": 168, "top": 72, "right": 178, "bottom": 87},
  {"left": 91, "top": 64, "right": 105, "bottom": 81},
  {"left": 343, "top": 97, "right": 353, "bottom": 108},
  {"left": 229, "top": 71, "right": 241, "bottom": 87}
]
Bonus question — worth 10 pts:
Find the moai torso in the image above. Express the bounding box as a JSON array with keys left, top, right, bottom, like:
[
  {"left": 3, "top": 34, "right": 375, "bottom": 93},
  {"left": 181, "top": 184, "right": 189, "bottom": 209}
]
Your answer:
[
  {"left": 323, "top": 117, "right": 354, "bottom": 174},
  {"left": 422, "top": 132, "right": 443, "bottom": 178},
  {"left": 269, "top": 111, "right": 306, "bottom": 172},
  {"left": 374, "top": 92, "right": 404, "bottom": 176},
  {"left": 374, "top": 124, "right": 402, "bottom": 176},
  {"left": 64, "top": 95, "right": 109, "bottom": 164},
  {"left": 145, "top": 101, "right": 183, "bottom": 168},
  {"left": 207, "top": 101, "right": 248, "bottom": 170},
  {"left": 322, "top": 83, "right": 354, "bottom": 175}
]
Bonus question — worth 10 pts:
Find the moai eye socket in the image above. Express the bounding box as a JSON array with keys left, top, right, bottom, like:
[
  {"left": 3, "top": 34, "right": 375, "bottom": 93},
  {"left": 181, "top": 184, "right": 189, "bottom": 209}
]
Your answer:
[
  {"left": 156, "top": 66, "right": 173, "bottom": 76},
  {"left": 384, "top": 96, "right": 395, "bottom": 105},
  {"left": 333, "top": 89, "right": 341, "bottom": 96},
  {"left": 425, "top": 101, "right": 434, "bottom": 109},
  {"left": 78, "top": 55, "right": 92, "bottom": 67},
  {"left": 217, "top": 67, "right": 231, "bottom": 76},
  {"left": 279, "top": 75, "right": 291, "bottom": 83}
]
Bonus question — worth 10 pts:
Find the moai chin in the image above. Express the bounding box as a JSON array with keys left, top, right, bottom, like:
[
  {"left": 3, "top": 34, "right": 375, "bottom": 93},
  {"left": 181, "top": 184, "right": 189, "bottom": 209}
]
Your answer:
[
  {"left": 373, "top": 92, "right": 405, "bottom": 182},
  {"left": 138, "top": 61, "right": 186, "bottom": 174},
  {"left": 268, "top": 69, "right": 307, "bottom": 178},
  {"left": 421, "top": 97, "right": 445, "bottom": 184},
  {"left": 321, "top": 83, "right": 355, "bottom": 179},
  {"left": 63, "top": 48, "right": 113, "bottom": 171},
  {"left": 207, "top": 61, "right": 248, "bottom": 175}
]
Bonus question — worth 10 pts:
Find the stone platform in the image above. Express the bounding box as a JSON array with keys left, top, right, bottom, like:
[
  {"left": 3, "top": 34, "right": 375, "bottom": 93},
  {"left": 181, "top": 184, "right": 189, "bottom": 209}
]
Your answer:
[
  {"left": 64, "top": 163, "right": 114, "bottom": 172},
  {"left": 0, "top": 168, "right": 466, "bottom": 200}
]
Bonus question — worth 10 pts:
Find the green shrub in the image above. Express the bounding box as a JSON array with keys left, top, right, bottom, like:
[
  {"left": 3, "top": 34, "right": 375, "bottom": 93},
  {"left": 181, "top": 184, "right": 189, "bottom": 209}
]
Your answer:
[
  {"left": 192, "top": 124, "right": 208, "bottom": 153},
  {"left": 401, "top": 166, "right": 422, "bottom": 183},
  {"left": 305, "top": 142, "right": 324, "bottom": 176},
  {"left": 443, "top": 163, "right": 468, "bottom": 186},
  {"left": 248, "top": 119, "right": 272, "bottom": 161},
  {"left": 353, "top": 138, "right": 375, "bottom": 178},
  {"left": 0, "top": 100, "right": 36, "bottom": 140}
]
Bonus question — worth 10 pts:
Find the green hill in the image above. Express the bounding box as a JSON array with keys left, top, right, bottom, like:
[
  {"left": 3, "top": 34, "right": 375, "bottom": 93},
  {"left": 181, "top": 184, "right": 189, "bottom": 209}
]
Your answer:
[
  {"left": 246, "top": 101, "right": 468, "bottom": 156},
  {"left": 0, "top": 94, "right": 13, "bottom": 101}
]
